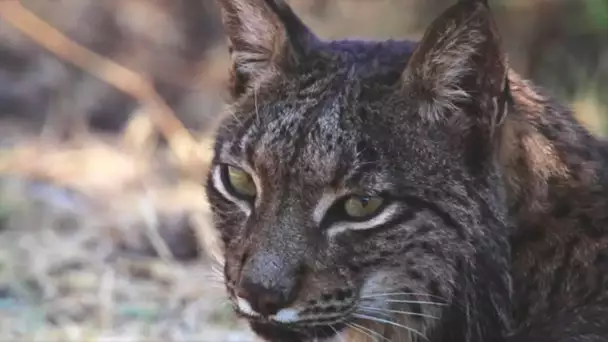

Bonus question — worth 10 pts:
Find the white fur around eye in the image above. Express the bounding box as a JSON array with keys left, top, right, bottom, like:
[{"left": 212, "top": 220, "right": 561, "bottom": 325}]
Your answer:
[
  {"left": 326, "top": 203, "right": 399, "bottom": 239},
  {"left": 211, "top": 165, "right": 252, "bottom": 216},
  {"left": 313, "top": 192, "right": 342, "bottom": 224}
]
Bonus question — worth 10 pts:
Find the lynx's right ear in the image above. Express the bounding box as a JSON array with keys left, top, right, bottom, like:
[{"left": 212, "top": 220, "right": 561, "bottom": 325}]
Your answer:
[{"left": 216, "top": 0, "right": 317, "bottom": 97}]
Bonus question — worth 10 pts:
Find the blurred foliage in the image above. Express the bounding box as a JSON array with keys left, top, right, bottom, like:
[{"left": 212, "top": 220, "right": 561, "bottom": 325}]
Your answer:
[
  {"left": 0, "top": 0, "right": 605, "bottom": 137},
  {"left": 585, "top": 0, "right": 608, "bottom": 30},
  {"left": 0, "top": 203, "right": 10, "bottom": 229}
]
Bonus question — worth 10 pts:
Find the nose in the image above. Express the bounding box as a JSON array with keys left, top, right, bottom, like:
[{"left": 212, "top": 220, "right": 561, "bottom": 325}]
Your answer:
[
  {"left": 237, "top": 276, "right": 296, "bottom": 316},
  {"left": 235, "top": 251, "right": 304, "bottom": 317}
]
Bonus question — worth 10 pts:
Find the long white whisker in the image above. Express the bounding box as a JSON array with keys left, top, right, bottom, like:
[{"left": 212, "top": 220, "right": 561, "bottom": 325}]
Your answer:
[
  {"left": 361, "top": 292, "right": 447, "bottom": 301},
  {"left": 348, "top": 321, "right": 390, "bottom": 342},
  {"left": 206, "top": 269, "right": 224, "bottom": 277},
  {"left": 353, "top": 313, "right": 428, "bottom": 341},
  {"left": 359, "top": 306, "right": 439, "bottom": 320},
  {"left": 330, "top": 324, "right": 346, "bottom": 342},
  {"left": 210, "top": 269, "right": 224, "bottom": 280},
  {"left": 384, "top": 299, "right": 448, "bottom": 306},
  {"left": 345, "top": 322, "right": 377, "bottom": 342},
  {"left": 203, "top": 269, "right": 225, "bottom": 286}
]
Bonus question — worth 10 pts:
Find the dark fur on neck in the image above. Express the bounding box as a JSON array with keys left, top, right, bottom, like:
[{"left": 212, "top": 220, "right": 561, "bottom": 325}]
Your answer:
[{"left": 500, "top": 69, "right": 608, "bottom": 338}]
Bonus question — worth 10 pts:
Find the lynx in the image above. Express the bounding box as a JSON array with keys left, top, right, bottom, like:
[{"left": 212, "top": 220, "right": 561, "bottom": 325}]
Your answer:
[{"left": 205, "top": 0, "right": 512, "bottom": 341}]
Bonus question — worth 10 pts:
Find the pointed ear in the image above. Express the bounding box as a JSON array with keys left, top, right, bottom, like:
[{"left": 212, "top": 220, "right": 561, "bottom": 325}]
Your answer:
[
  {"left": 216, "top": 0, "right": 317, "bottom": 97},
  {"left": 402, "top": 0, "right": 508, "bottom": 129}
]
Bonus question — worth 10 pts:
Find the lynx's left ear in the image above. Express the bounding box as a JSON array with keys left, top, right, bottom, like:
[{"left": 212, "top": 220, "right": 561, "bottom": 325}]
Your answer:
[{"left": 402, "top": 0, "right": 508, "bottom": 130}]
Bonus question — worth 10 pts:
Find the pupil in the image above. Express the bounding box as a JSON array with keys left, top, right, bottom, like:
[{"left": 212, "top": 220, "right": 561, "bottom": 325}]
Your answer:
[{"left": 359, "top": 196, "right": 370, "bottom": 206}]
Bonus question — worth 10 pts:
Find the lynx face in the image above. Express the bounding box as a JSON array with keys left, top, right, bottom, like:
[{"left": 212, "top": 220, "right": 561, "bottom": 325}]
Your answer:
[{"left": 206, "top": 1, "right": 512, "bottom": 341}]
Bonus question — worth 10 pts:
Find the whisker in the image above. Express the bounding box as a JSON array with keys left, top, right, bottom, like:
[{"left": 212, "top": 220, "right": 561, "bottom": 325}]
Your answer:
[
  {"left": 204, "top": 268, "right": 225, "bottom": 282},
  {"left": 207, "top": 267, "right": 224, "bottom": 275},
  {"left": 353, "top": 313, "right": 428, "bottom": 341},
  {"left": 225, "top": 106, "right": 243, "bottom": 127},
  {"left": 254, "top": 88, "right": 261, "bottom": 126},
  {"left": 209, "top": 274, "right": 224, "bottom": 281},
  {"left": 361, "top": 292, "right": 448, "bottom": 302},
  {"left": 384, "top": 299, "right": 448, "bottom": 307},
  {"left": 359, "top": 306, "right": 439, "bottom": 320},
  {"left": 347, "top": 321, "right": 390, "bottom": 342},
  {"left": 201, "top": 274, "right": 226, "bottom": 289},
  {"left": 345, "top": 322, "right": 377, "bottom": 342},
  {"left": 330, "top": 324, "right": 346, "bottom": 342},
  {"left": 210, "top": 266, "right": 224, "bottom": 277}
]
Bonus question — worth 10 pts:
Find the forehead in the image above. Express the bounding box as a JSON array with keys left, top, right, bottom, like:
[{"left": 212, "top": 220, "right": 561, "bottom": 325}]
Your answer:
[
  {"left": 224, "top": 74, "right": 361, "bottom": 185},
  {"left": 217, "top": 40, "right": 418, "bottom": 184}
]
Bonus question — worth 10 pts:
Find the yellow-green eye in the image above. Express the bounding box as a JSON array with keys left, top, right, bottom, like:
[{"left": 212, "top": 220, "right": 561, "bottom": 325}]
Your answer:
[
  {"left": 224, "top": 165, "right": 257, "bottom": 198},
  {"left": 344, "top": 195, "right": 385, "bottom": 219}
]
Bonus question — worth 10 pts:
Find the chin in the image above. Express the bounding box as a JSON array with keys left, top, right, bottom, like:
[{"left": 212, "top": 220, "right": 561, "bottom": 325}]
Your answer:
[{"left": 249, "top": 321, "right": 347, "bottom": 342}]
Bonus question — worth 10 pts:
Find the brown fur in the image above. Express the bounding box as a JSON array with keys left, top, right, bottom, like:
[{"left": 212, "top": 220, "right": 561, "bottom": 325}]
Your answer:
[{"left": 500, "top": 70, "right": 608, "bottom": 341}]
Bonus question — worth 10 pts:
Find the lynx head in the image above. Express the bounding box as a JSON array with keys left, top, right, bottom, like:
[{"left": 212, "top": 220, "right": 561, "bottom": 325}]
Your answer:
[{"left": 206, "top": 0, "right": 512, "bottom": 341}]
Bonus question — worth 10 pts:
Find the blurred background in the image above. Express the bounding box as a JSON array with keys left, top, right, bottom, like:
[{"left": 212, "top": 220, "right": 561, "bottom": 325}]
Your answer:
[{"left": 0, "top": 0, "right": 605, "bottom": 341}]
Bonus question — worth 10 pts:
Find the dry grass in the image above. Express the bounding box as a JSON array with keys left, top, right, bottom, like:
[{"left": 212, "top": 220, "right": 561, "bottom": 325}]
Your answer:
[
  {"left": 0, "top": 4, "right": 253, "bottom": 340},
  {"left": 0, "top": 133, "right": 254, "bottom": 341}
]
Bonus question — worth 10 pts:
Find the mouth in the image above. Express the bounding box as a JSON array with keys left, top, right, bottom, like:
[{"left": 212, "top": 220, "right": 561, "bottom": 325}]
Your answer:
[
  {"left": 249, "top": 321, "right": 347, "bottom": 342},
  {"left": 230, "top": 297, "right": 353, "bottom": 341}
]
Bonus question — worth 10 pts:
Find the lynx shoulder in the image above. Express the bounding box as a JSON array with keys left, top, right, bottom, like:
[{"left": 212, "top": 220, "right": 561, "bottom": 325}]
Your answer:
[{"left": 500, "top": 70, "right": 608, "bottom": 341}]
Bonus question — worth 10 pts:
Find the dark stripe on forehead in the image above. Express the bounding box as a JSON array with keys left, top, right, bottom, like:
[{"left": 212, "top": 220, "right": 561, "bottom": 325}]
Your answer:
[
  {"left": 220, "top": 62, "right": 366, "bottom": 178},
  {"left": 225, "top": 107, "right": 257, "bottom": 159},
  {"left": 290, "top": 96, "right": 343, "bottom": 167},
  {"left": 249, "top": 82, "right": 349, "bottom": 167},
  {"left": 338, "top": 139, "right": 382, "bottom": 188}
]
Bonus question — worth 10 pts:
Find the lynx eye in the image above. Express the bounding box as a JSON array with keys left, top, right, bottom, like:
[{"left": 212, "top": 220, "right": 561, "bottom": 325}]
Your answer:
[
  {"left": 343, "top": 195, "right": 384, "bottom": 219},
  {"left": 221, "top": 165, "right": 257, "bottom": 199}
]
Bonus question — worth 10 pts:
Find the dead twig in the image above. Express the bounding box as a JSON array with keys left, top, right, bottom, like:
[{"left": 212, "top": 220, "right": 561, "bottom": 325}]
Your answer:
[{"left": 0, "top": 1, "right": 206, "bottom": 174}]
